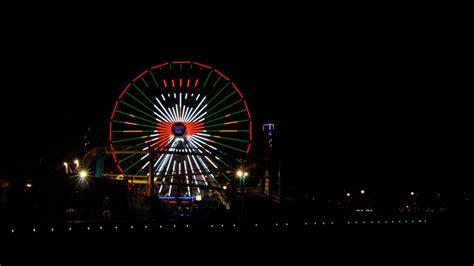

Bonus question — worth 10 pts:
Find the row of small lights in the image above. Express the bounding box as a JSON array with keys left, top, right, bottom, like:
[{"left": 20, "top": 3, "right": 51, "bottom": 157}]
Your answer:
[
  {"left": 346, "top": 219, "right": 428, "bottom": 225},
  {"left": 8, "top": 219, "right": 428, "bottom": 233}
]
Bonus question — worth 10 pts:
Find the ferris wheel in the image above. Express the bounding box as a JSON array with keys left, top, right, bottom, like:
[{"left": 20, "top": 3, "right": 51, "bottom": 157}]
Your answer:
[{"left": 109, "top": 61, "right": 252, "bottom": 199}]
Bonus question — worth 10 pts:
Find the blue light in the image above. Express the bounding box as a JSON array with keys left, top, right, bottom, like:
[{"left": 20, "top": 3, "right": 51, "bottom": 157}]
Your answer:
[{"left": 159, "top": 196, "right": 196, "bottom": 200}]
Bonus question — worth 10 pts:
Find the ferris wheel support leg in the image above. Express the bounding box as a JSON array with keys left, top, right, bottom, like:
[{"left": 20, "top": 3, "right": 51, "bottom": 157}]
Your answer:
[
  {"left": 148, "top": 147, "right": 155, "bottom": 196},
  {"left": 95, "top": 151, "right": 104, "bottom": 178}
]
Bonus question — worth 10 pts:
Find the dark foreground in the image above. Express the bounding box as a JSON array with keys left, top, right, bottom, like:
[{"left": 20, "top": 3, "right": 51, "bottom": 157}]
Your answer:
[{"left": 1, "top": 215, "right": 472, "bottom": 264}]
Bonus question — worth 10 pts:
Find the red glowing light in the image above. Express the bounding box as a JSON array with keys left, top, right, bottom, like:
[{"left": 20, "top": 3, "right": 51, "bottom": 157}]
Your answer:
[
  {"left": 214, "top": 69, "right": 230, "bottom": 81},
  {"left": 231, "top": 82, "right": 244, "bottom": 98},
  {"left": 193, "top": 62, "right": 211, "bottom": 69},
  {"left": 151, "top": 62, "right": 169, "bottom": 70},
  {"left": 243, "top": 100, "right": 252, "bottom": 119},
  {"left": 119, "top": 83, "right": 131, "bottom": 99},
  {"left": 132, "top": 70, "right": 148, "bottom": 82}
]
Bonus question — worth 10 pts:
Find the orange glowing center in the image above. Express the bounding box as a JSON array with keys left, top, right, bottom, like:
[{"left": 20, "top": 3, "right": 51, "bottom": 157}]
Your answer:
[{"left": 155, "top": 121, "right": 204, "bottom": 149}]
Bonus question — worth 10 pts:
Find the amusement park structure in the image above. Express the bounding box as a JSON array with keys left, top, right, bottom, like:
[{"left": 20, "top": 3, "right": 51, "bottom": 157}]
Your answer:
[{"left": 81, "top": 61, "right": 253, "bottom": 208}]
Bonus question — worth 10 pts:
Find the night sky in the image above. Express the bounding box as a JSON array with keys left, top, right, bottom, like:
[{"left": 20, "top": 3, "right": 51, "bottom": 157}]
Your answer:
[{"left": 0, "top": 11, "right": 470, "bottom": 192}]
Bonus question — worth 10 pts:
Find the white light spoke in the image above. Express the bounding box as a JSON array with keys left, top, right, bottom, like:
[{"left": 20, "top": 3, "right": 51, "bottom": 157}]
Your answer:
[
  {"left": 155, "top": 97, "right": 174, "bottom": 121},
  {"left": 175, "top": 104, "right": 180, "bottom": 122},
  {"left": 153, "top": 110, "right": 170, "bottom": 122},
  {"left": 205, "top": 156, "right": 219, "bottom": 169},
  {"left": 193, "top": 111, "right": 207, "bottom": 122},
  {"left": 190, "top": 135, "right": 217, "bottom": 150},
  {"left": 187, "top": 97, "right": 207, "bottom": 122},
  {"left": 184, "top": 107, "right": 194, "bottom": 122},
  {"left": 140, "top": 161, "right": 150, "bottom": 170},
  {"left": 187, "top": 137, "right": 209, "bottom": 154},
  {"left": 188, "top": 104, "right": 208, "bottom": 122}
]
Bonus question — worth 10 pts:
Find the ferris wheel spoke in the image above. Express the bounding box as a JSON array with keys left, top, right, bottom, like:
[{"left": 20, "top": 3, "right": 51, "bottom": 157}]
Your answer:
[
  {"left": 212, "top": 75, "right": 222, "bottom": 87},
  {"left": 131, "top": 83, "right": 157, "bottom": 109},
  {"left": 139, "top": 76, "right": 149, "bottom": 88},
  {"left": 185, "top": 140, "right": 206, "bottom": 155},
  {"left": 204, "top": 156, "right": 219, "bottom": 171},
  {"left": 204, "top": 138, "right": 247, "bottom": 154},
  {"left": 123, "top": 155, "right": 148, "bottom": 173},
  {"left": 186, "top": 138, "right": 210, "bottom": 155},
  {"left": 204, "top": 129, "right": 249, "bottom": 133},
  {"left": 186, "top": 96, "right": 207, "bottom": 122},
  {"left": 149, "top": 70, "right": 160, "bottom": 88},
  {"left": 202, "top": 69, "right": 213, "bottom": 87},
  {"left": 119, "top": 100, "right": 156, "bottom": 121},
  {"left": 112, "top": 134, "right": 150, "bottom": 144},
  {"left": 214, "top": 156, "right": 231, "bottom": 168},
  {"left": 154, "top": 96, "right": 174, "bottom": 122},
  {"left": 112, "top": 130, "right": 156, "bottom": 134},
  {"left": 205, "top": 99, "right": 243, "bottom": 119},
  {"left": 125, "top": 91, "right": 157, "bottom": 116},
  {"left": 204, "top": 119, "right": 249, "bottom": 129},
  {"left": 206, "top": 82, "right": 230, "bottom": 106},
  {"left": 201, "top": 134, "right": 249, "bottom": 144},
  {"left": 188, "top": 135, "right": 217, "bottom": 151},
  {"left": 118, "top": 152, "right": 140, "bottom": 164},
  {"left": 115, "top": 110, "right": 157, "bottom": 125},
  {"left": 204, "top": 109, "right": 247, "bottom": 124},
  {"left": 112, "top": 119, "right": 157, "bottom": 129},
  {"left": 206, "top": 90, "right": 236, "bottom": 113}
]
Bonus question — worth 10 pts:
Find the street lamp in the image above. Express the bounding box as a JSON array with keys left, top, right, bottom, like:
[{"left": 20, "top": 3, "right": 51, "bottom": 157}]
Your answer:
[
  {"left": 63, "top": 162, "right": 68, "bottom": 174},
  {"left": 79, "top": 170, "right": 88, "bottom": 179},
  {"left": 236, "top": 170, "right": 248, "bottom": 220}
]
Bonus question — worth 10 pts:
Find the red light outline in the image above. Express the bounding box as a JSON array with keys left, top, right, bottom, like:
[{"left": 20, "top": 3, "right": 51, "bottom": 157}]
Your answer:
[
  {"left": 249, "top": 121, "right": 253, "bottom": 141},
  {"left": 231, "top": 82, "right": 244, "bottom": 98},
  {"left": 243, "top": 100, "right": 252, "bottom": 119},
  {"left": 214, "top": 69, "right": 230, "bottom": 81},
  {"left": 119, "top": 83, "right": 131, "bottom": 99},
  {"left": 132, "top": 70, "right": 148, "bottom": 82},
  {"left": 193, "top": 62, "right": 211, "bottom": 69},
  {"left": 172, "top": 61, "right": 191, "bottom": 64},
  {"left": 111, "top": 101, "right": 119, "bottom": 120},
  {"left": 151, "top": 62, "right": 169, "bottom": 70},
  {"left": 109, "top": 121, "right": 113, "bottom": 141}
]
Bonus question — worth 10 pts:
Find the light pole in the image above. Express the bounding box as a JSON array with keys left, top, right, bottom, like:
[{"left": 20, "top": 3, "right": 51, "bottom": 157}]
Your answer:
[{"left": 236, "top": 170, "right": 248, "bottom": 220}]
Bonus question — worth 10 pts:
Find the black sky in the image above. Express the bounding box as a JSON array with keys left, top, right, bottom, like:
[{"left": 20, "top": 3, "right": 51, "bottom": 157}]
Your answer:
[{"left": 0, "top": 10, "right": 470, "bottom": 190}]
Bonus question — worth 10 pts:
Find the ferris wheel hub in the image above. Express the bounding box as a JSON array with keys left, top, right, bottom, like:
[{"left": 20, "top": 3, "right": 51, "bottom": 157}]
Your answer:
[{"left": 172, "top": 122, "right": 186, "bottom": 137}]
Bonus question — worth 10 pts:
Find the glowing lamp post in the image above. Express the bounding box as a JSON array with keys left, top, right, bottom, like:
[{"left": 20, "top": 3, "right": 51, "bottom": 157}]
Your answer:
[
  {"left": 236, "top": 170, "right": 248, "bottom": 220},
  {"left": 79, "top": 170, "right": 88, "bottom": 179}
]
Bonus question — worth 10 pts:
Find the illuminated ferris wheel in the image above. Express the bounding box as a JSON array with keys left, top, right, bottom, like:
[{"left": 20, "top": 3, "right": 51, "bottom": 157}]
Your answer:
[{"left": 109, "top": 61, "right": 252, "bottom": 199}]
